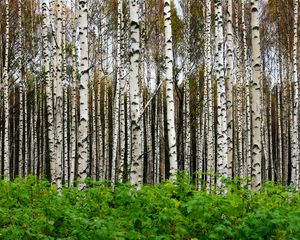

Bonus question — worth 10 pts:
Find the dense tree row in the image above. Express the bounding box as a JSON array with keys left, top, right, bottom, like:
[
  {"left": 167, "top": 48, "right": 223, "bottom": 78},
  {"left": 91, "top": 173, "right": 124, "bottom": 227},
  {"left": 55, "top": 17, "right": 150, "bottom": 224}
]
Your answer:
[{"left": 0, "top": 0, "right": 299, "bottom": 190}]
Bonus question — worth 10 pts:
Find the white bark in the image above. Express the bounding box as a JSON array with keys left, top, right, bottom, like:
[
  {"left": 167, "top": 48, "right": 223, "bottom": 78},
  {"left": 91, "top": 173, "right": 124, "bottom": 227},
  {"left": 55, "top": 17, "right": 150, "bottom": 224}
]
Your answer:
[
  {"left": 154, "top": 88, "right": 161, "bottom": 184},
  {"left": 55, "top": 0, "right": 63, "bottom": 191},
  {"left": 205, "top": 0, "right": 215, "bottom": 190},
  {"left": 183, "top": 0, "right": 191, "bottom": 176},
  {"left": 112, "top": 42, "right": 121, "bottom": 184},
  {"left": 117, "top": 0, "right": 126, "bottom": 182},
  {"left": 250, "top": 0, "right": 262, "bottom": 190},
  {"left": 78, "top": 0, "right": 89, "bottom": 182},
  {"left": 215, "top": 0, "right": 228, "bottom": 186},
  {"left": 226, "top": 0, "right": 234, "bottom": 179},
  {"left": 3, "top": 0, "right": 10, "bottom": 179},
  {"left": 104, "top": 78, "right": 109, "bottom": 179},
  {"left": 291, "top": 0, "right": 299, "bottom": 187},
  {"left": 48, "top": 0, "right": 58, "bottom": 182},
  {"left": 70, "top": 0, "right": 77, "bottom": 186},
  {"left": 18, "top": 0, "right": 23, "bottom": 178},
  {"left": 118, "top": 19, "right": 126, "bottom": 182},
  {"left": 128, "top": 0, "right": 143, "bottom": 185},
  {"left": 164, "top": 0, "right": 177, "bottom": 177}
]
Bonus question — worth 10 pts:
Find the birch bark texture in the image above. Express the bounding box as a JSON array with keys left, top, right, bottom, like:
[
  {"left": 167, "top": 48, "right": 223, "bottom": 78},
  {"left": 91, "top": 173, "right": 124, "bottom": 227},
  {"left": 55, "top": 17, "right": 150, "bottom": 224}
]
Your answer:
[
  {"left": 205, "top": 0, "right": 215, "bottom": 189},
  {"left": 42, "top": 0, "right": 56, "bottom": 182},
  {"left": 164, "top": 0, "right": 177, "bottom": 177},
  {"left": 250, "top": 0, "right": 262, "bottom": 190},
  {"left": 3, "top": 0, "right": 10, "bottom": 179},
  {"left": 129, "top": 0, "right": 143, "bottom": 185},
  {"left": 78, "top": 0, "right": 89, "bottom": 182},
  {"left": 183, "top": 0, "right": 191, "bottom": 176},
  {"left": 226, "top": 0, "right": 234, "bottom": 179},
  {"left": 291, "top": 0, "right": 299, "bottom": 187},
  {"left": 111, "top": 0, "right": 122, "bottom": 183},
  {"left": 215, "top": 0, "right": 228, "bottom": 184}
]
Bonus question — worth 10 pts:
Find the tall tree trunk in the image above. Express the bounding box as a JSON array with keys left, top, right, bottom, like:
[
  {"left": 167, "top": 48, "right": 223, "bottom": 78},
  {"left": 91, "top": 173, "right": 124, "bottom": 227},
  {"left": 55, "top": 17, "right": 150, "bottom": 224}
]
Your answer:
[
  {"left": 205, "top": 0, "right": 215, "bottom": 190},
  {"left": 291, "top": 0, "right": 299, "bottom": 187},
  {"left": 241, "top": 0, "right": 251, "bottom": 183},
  {"left": 78, "top": 0, "right": 89, "bottom": 184},
  {"left": 183, "top": 0, "right": 191, "bottom": 176},
  {"left": 55, "top": 0, "right": 64, "bottom": 191},
  {"left": 215, "top": 0, "right": 227, "bottom": 187},
  {"left": 112, "top": 7, "right": 122, "bottom": 182},
  {"left": 3, "top": 0, "right": 10, "bottom": 179},
  {"left": 164, "top": 0, "right": 177, "bottom": 178},
  {"left": 250, "top": 0, "right": 262, "bottom": 190},
  {"left": 226, "top": 0, "right": 234, "bottom": 179},
  {"left": 18, "top": 0, "right": 24, "bottom": 178},
  {"left": 119, "top": 13, "right": 126, "bottom": 182},
  {"left": 117, "top": 0, "right": 126, "bottom": 182},
  {"left": 128, "top": 0, "right": 143, "bottom": 185},
  {"left": 70, "top": 0, "right": 78, "bottom": 186}
]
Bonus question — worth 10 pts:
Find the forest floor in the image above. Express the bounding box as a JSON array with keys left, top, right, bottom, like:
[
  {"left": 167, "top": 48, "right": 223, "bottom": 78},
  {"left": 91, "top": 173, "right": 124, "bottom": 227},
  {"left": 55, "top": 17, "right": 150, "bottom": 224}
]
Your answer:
[{"left": 0, "top": 175, "right": 299, "bottom": 239}]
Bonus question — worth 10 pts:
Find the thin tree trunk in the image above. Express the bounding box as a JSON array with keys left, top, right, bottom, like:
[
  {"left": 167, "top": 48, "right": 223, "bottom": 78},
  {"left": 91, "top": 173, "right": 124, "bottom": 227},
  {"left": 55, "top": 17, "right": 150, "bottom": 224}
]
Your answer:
[
  {"left": 3, "top": 0, "right": 10, "bottom": 179},
  {"left": 291, "top": 0, "right": 299, "bottom": 187},
  {"left": 183, "top": 0, "right": 191, "bottom": 176},
  {"left": 250, "top": 0, "right": 262, "bottom": 190},
  {"left": 215, "top": 0, "right": 227, "bottom": 187},
  {"left": 226, "top": 0, "right": 234, "bottom": 179},
  {"left": 205, "top": 0, "right": 215, "bottom": 190},
  {"left": 164, "top": 0, "right": 177, "bottom": 178}
]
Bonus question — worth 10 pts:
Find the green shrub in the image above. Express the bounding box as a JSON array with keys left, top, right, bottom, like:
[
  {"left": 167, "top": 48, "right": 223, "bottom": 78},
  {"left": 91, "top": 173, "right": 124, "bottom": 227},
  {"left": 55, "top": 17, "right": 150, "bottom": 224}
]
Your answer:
[{"left": 0, "top": 175, "right": 299, "bottom": 239}]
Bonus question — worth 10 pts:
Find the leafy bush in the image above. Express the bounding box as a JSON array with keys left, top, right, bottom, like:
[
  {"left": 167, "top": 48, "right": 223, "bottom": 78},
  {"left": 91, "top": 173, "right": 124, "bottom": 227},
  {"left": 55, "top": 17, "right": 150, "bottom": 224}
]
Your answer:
[{"left": 0, "top": 175, "right": 299, "bottom": 239}]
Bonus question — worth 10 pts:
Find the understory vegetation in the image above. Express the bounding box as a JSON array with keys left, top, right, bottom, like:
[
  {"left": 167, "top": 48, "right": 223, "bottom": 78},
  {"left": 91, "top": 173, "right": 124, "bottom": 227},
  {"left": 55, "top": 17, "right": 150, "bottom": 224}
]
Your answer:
[{"left": 0, "top": 175, "right": 300, "bottom": 240}]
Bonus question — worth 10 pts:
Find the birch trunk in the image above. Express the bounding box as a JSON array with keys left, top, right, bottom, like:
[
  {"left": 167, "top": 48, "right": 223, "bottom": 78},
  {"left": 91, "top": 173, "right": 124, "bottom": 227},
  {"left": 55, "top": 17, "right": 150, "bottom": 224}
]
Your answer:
[
  {"left": 116, "top": 0, "right": 126, "bottom": 182},
  {"left": 128, "top": 0, "right": 143, "bottom": 185},
  {"left": 55, "top": 0, "right": 63, "bottom": 191},
  {"left": 183, "top": 0, "right": 191, "bottom": 176},
  {"left": 78, "top": 0, "right": 89, "bottom": 183},
  {"left": 241, "top": 0, "right": 251, "bottom": 183},
  {"left": 291, "top": 0, "right": 299, "bottom": 187},
  {"left": 164, "top": 0, "right": 177, "bottom": 177},
  {"left": 112, "top": 49, "right": 121, "bottom": 184},
  {"left": 250, "top": 0, "right": 262, "bottom": 190},
  {"left": 70, "top": 0, "right": 78, "bottom": 186},
  {"left": 118, "top": 2, "right": 126, "bottom": 182},
  {"left": 215, "top": 0, "right": 227, "bottom": 186},
  {"left": 104, "top": 78, "right": 109, "bottom": 179},
  {"left": 18, "top": 0, "right": 23, "bottom": 177},
  {"left": 205, "top": 0, "right": 215, "bottom": 190},
  {"left": 3, "top": 0, "right": 10, "bottom": 179},
  {"left": 226, "top": 0, "right": 234, "bottom": 179}
]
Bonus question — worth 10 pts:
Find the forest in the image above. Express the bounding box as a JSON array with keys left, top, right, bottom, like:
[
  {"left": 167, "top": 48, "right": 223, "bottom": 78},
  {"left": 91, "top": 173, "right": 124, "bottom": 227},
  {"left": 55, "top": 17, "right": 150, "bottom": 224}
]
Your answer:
[{"left": 0, "top": 0, "right": 300, "bottom": 238}]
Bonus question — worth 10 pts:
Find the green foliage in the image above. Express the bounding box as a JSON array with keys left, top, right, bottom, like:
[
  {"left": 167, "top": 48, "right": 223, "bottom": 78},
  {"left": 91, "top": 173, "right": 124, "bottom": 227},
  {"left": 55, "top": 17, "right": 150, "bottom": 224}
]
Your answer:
[
  {"left": 0, "top": 175, "right": 299, "bottom": 239},
  {"left": 171, "top": 1, "right": 184, "bottom": 47}
]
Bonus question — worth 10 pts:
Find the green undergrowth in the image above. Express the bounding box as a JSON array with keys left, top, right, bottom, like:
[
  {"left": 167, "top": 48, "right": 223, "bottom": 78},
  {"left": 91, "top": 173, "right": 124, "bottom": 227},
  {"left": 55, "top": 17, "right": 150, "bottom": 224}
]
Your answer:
[{"left": 0, "top": 175, "right": 299, "bottom": 240}]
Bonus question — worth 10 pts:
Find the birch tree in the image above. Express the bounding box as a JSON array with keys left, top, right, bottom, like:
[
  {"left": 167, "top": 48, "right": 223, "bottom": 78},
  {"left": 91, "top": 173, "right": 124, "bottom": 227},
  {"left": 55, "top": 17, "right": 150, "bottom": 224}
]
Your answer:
[
  {"left": 183, "top": 0, "right": 191, "bottom": 176},
  {"left": 3, "top": 0, "right": 10, "bottom": 179},
  {"left": 291, "top": 0, "right": 299, "bottom": 187},
  {"left": 226, "top": 0, "right": 234, "bottom": 179},
  {"left": 128, "top": 0, "right": 143, "bottom": 185},
  {"left": 164, "top": 0, "right": 177, "bottom": 177},
  {"left": 215, "top": 0, "right": 228, "bottom": 185},
  {"left": 78, "top": 0, "right": 89, "bottom": 183},
  {"left": 18, "top": 0, "right": 24, "bottom": 177},
  {"left": 250, "top": 0, "right": 262, "bottom": 190},
  {"left": 55, "top": 0, "right": 64, "bottom": 191},
  {"left": 111, "top": 0, "right": 123, "bottom": 184},
  {"left": 205, "top": 0, "right": 215, "bottom": 189}
]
